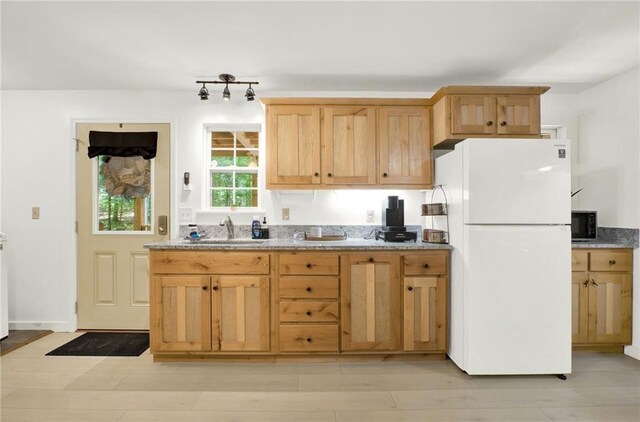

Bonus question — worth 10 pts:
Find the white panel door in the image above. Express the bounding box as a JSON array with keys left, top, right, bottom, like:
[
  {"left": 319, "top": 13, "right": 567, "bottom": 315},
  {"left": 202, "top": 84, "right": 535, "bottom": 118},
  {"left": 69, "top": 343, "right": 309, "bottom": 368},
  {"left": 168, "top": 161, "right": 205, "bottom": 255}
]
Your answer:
[
  {"left": 462, "top": 139, "right": 571, "bottom": 225},
  {"left": 464, "top": 225, "right": 571, "bottom": 375}
]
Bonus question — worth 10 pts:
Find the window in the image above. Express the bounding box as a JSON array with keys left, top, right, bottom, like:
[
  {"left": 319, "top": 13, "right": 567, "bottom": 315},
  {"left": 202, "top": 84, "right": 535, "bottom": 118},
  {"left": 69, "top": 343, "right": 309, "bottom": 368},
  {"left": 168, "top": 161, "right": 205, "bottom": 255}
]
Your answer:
[{"left": 208, "top": 128, "right": 260, "bottom": 208}]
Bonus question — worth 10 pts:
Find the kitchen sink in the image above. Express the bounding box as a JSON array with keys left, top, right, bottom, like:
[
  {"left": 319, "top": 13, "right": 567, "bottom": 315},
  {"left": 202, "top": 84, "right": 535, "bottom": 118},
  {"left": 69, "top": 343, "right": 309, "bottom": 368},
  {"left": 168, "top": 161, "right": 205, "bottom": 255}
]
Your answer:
[{"left": 186, "top": 239, "right": 265, "bottom": 245}]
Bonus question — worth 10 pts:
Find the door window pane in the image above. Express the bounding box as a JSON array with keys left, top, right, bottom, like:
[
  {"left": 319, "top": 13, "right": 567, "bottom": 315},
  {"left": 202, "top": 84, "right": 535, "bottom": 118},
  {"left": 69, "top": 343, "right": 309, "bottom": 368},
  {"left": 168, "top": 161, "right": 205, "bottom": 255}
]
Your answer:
[{"left": 97, "top": 156, "right": 152, "bottom": 232}]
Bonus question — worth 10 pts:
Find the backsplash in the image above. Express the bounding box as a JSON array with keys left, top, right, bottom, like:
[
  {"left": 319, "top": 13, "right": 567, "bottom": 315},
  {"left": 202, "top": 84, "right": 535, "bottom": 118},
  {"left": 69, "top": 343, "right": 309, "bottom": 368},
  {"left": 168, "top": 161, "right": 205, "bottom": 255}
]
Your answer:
[
  {"left": 597, "top": 227, "right": 639, "bottom": 248},
  {"left": 179, "top": 224, "right": 422, "bottom": 240}
]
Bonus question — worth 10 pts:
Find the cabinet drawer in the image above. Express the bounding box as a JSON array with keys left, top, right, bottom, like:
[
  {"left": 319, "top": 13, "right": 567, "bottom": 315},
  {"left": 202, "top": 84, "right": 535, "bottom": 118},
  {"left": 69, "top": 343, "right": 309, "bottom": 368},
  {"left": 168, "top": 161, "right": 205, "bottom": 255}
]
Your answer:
[
  {"left": 279, "top": 253, "right": 339, "bottom": 275},
  {"left": 403, "top": 253, "right": 448, "bottom": 275},
  {"left": 279, "top": 277, "right": 339, "bottom": 299},
  {"left": 279, "top": 324, "right": 339, "bottom": 352},
  {"left": 279, "top": 301, "right": 339, "bottom": 322},
  {"left": 590, "top": 251, "right": 632, "bottom": 272},
  {"left": 572, "top": 251, "right": 588, "bottom": 272},
  {"left": 150, "top": 251, "right": 270, "bottom": 274}
]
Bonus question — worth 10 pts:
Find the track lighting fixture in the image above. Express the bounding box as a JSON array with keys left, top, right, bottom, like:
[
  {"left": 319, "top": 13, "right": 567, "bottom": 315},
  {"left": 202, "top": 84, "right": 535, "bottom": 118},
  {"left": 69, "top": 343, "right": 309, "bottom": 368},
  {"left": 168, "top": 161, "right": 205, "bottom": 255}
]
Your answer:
[{"left": 195, "top": 74, "right": 259, "bottom": 102}]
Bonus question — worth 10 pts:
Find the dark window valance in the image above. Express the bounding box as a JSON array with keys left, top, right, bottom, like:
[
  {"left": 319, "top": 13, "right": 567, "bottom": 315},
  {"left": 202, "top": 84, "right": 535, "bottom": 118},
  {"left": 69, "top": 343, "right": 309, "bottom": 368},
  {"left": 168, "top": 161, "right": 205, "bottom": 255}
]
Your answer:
[{"left": 88, "top": 131, "right": 158, "bottom": 159}]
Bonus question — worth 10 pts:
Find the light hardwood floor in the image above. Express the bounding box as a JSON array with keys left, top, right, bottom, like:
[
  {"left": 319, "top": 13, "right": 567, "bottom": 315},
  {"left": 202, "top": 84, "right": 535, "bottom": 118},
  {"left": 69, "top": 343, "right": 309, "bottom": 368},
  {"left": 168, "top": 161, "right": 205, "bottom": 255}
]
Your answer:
[{"left": 1, "top": 333, "right": 639, "bottom": 421}]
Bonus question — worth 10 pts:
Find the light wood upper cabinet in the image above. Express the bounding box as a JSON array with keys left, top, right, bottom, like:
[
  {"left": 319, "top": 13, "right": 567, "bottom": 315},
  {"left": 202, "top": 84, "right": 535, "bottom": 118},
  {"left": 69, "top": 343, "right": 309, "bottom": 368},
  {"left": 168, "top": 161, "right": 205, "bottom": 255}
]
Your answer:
[
  {"left": 571, "top": 272, "right": 589, "bottom": 344},
  {"left": 403, "top": 277, "right": 447, "bottom": 351},
  {"left": 450, "top": 95, "right": 496, "bottom": 135},
  {"left": 379, "top": 106, "right": 431, "bottom": 185},
  {"left": 431, "top": 86, "right": 548, "bottom": 148},
  {"left": 497, "top": 95, "right": 540, "bottom": 135},
  {"left": 588, "top": 273, "right": 632, "bottom": 344},
  {"left": 323, "top": 106, "right": 376, "bottom": 185},
  {"left": 151, "top": 275, "right": 212, "bottom": 352},
  {"left": 341, "top": 254, "right": 400, "bottom": 351},
  {"left": 214, "top": 275, "right": 270, "bottom": 352},
  {"left": 267, "top": 105, "right": 321, "bottom": 187}
]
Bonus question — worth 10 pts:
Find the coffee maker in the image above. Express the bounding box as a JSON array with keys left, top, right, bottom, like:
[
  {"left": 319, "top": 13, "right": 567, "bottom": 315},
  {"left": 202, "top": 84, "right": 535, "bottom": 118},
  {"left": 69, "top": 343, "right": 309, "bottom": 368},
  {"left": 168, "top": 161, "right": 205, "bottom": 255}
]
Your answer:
[{"left": 376, "top": 196, "right": 417, "bottom": 242}]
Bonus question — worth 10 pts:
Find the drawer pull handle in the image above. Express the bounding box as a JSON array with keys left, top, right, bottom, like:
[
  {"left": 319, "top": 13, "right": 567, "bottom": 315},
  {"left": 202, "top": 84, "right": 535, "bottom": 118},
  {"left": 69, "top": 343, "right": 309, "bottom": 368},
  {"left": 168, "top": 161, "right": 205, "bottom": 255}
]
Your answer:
[
  {"left": 408, "top": 286, "right": 413, "bottom": 291},
  {"left": 306, "top": 337, "right": 313, "bottom": 343},
  {"left": 202, "top": 286, "right": 208, "bottom": 291},
  {"left": 609, "top": 260, "right": 616, "bottom": 265},
  {"left": 423, "top": 263, "right": 430, "bottom": 269},
  {"left": 306, "top": 263, "right": 313, "bottom": 269},
  {"left": 306, "top": 311, "right": 312, "bottom": 316},
  {"left": 368, "top": 257, "right": 374, "bottom": 263},
  {"left": 306, "top": 287, "right": 312, "bottom": 293}
]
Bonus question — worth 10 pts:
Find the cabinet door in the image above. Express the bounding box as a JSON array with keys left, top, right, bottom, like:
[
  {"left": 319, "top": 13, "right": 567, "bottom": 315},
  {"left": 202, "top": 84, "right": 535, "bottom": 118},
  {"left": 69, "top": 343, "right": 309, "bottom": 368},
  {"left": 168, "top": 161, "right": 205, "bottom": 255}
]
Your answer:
[
  {"left": 379, "top": 107, "right": 431, "bottom": 186},
  {"left": 571, "top": 272, "right": 589, "bottom": 343},
  {"left": 341, "top": 255, "right": 400, "bottom": 351},
  {"left": 496, "top": 95, "right": 540, "bottom": 135},
  {"left": 323, "top": 106, "right": 376, "bottom": 185},
  {"left": 450, "top": 95, "right": 496, "bottom": 135},
  {"left": 588, "top": 273, "right": 632, "bottom": 344},
  {"left": 151, "top": 276, "right": 211, "bottom": 352},
  {"left": 403, "top": 277, "right": 447, "bottom": 351},
  {"left": 267, "top": 105, "right": 321, "bottom": 186},
  {"left": 214, "top": 276, "right": 270, "bottom": 351}
]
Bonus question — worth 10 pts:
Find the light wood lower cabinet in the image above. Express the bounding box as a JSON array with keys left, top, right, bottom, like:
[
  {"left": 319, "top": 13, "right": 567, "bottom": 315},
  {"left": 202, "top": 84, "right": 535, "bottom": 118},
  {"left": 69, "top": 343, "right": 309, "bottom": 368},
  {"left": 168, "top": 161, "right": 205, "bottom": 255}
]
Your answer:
[
  {"left": 571, "top": 249, "right": 633, "bottom": 350},
  {"left": 215, "top": 276, "right": 270, "bottom": 351},
  {"left": 341, "top": 254, "right": 400, "bottom": 351},
  {"left": 403, "top": 277, "right": 447, "bottom": 351},
  {"left": 151, "top": 275, "right": 212, "bottom": 352},
  {"left": 150, "top": 249, "right": 450, "bottom": 360}
]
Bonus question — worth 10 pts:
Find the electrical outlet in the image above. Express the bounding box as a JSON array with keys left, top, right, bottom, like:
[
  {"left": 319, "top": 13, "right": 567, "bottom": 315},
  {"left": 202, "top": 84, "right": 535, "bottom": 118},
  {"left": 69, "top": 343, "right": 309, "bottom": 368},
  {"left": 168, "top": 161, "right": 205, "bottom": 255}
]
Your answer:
[
  {"left": 366, "top": 210, "right": 375, "bottom": 223},
  {"left": 282, "top": 208, "right": 290, "bottom": 221},
  {"left": 179, "top": 207, "right": 193, "bottom": 222},
  {"left": 32, "top": 207, "right": 40, "bottom": 219}
]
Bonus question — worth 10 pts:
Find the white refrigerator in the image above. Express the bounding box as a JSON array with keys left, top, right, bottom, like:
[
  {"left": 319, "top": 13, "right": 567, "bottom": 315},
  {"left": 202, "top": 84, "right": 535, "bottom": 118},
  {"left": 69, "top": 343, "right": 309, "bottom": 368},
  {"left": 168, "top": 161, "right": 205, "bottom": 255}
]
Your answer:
[{"left": 435, "top": 138, "right": 572, "bottom": 375}]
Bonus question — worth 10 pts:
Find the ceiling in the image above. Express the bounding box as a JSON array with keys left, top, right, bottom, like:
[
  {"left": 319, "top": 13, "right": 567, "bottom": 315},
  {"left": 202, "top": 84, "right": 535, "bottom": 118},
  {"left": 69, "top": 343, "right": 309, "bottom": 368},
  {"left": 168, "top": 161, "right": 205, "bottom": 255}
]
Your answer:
[{"left": 2, "top": 1, "right": 639, "bottom": 93}]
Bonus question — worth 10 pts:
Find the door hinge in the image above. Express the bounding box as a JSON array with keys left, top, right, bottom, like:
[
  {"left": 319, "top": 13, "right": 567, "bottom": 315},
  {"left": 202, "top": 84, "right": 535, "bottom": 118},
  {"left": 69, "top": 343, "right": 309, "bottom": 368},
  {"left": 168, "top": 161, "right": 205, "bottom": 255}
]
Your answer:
[{"left": 75, "top": 301, "right": 78, "bottom": 314}]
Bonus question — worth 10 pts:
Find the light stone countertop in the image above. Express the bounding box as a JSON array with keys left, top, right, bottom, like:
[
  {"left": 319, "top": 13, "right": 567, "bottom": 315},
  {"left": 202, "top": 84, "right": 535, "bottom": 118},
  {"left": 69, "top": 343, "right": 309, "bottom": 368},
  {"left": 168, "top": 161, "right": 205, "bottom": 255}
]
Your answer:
[
  {"left": 144, "top": 238, "right": 452, "bottom": 251},
  {"left": 571, "top": 240, "right": 636, "bottom": 249}
]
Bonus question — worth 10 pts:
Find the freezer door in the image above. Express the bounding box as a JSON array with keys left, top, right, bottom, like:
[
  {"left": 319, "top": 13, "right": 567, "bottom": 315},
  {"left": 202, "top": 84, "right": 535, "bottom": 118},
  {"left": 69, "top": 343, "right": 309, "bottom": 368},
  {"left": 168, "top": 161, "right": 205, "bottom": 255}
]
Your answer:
[
  {"left": 462, "top": 139, "right": 571, "bottom": 225},
  {"left": 464, "top": 225, "right": 571, "bottom": 375}
]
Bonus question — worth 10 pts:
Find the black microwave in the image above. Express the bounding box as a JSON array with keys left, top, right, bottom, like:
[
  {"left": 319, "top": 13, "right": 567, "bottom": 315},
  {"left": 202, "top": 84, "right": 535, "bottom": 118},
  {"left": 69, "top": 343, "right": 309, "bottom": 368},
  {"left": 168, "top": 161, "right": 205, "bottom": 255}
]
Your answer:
[{"left": 571, "top": 211, "right": 597, "bottom": 241}]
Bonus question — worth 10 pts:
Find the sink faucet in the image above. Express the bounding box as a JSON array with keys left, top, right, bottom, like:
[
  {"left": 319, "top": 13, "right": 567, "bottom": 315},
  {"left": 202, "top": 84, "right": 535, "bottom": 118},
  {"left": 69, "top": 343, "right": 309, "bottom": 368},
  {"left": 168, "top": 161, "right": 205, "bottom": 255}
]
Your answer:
[{"left": 219, "top": 216, "right": 234, "bottom": 239}]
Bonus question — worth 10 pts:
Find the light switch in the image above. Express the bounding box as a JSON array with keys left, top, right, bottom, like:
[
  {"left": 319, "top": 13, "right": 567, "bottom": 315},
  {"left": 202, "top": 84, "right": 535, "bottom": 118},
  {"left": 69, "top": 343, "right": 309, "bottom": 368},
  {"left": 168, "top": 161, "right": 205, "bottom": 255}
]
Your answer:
[
  {"left": 282, "top": 208, "right": 290, "bottom": 221},
  {"left": 32, "top": 207, "right": 40, "bottom": 219}
]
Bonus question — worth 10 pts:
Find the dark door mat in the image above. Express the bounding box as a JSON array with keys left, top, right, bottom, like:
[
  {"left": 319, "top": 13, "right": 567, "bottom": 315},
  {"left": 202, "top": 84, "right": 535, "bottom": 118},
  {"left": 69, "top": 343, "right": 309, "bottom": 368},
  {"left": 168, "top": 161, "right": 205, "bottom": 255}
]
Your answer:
[
  {"left": 1, "top": 330, "right": 53, "bottom": 356},
  {"left": 46, "top": 332, "right": 149, "bottom": 357}
]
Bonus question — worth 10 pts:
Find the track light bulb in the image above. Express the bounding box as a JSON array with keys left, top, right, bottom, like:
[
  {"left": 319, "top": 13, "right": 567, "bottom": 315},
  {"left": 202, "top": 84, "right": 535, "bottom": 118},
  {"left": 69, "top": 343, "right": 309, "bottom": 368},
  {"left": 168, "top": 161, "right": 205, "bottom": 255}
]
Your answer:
[
  {"left": 245, "top": 84, "right": 255, "bottom": 101},
  {"left": 198, "top": 84, "right": 209, "bottom": 100},
  {"left": 222, "top": 84, "right": 231, "bottom": 101}
]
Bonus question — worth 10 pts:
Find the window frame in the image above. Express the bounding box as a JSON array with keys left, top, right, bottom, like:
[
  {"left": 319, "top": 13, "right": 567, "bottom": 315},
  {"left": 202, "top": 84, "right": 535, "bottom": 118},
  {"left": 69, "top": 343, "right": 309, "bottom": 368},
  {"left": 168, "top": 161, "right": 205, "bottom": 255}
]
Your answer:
[{"left": 203, "top": 124, "right": 262, "bottom": 212}]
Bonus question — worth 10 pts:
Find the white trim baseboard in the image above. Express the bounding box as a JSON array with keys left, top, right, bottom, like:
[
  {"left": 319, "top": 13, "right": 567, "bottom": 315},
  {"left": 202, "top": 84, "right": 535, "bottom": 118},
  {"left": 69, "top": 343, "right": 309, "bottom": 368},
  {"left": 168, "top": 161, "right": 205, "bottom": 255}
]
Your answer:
[
  {"left": 624, "top": 345, "right": 640, "bottom": 361},
  {"left": 9, "top": 321, "right": 76, "bottom": 332}
]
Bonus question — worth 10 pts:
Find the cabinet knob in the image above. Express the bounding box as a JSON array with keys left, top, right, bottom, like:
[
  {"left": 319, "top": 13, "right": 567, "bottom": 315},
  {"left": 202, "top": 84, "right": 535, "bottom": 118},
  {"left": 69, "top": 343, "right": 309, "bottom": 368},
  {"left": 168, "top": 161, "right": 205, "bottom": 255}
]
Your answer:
[
  {"left": 368, "top": 257, "right": 374, "bottom": 263},
  {"left": 423, "top": 263, "right": 430, "bottom": 269},
  {"left": 306, "top": 337, "right": 313, "bottom": 343},
  {"left": 212, "top": 286, "right": 218, "bottom": 291},
  {"left": 500, "top": 121, "right": 507, "bottom": 126},
  {"left": 306, "top": 263, "right": 313, "bottom": 269},
  {"left": 306, "top": 311, "right": 312, "bottom": 316},
  {"left": 408, "top": 286, "right": 413, "bottom": 291},
  {"left": 487, "top": 121, "right": 493, "bottom": 126},
  {"left": 583, "top": 279, "right": 589, "bottom": 287},
  {"left": 314, "top": 172, "right": 319, "bottom": 177},
  {"left": 327, "top": 173, "right": 333, "bottom": 177},
  {"left": 306, "top": 287, "right": 312, "bottom": 292},
  {"left": 383, "top": 173, "right": 388, "bottom": 177},
  {"left": 609, "top": 260, "right": 616, "bottom": 265},
  {"left": 202, "top": 286, "right": 208, "bottom": 291},
  {"left": 591, "top": 279, "right": 599, "bottom": 287}
]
